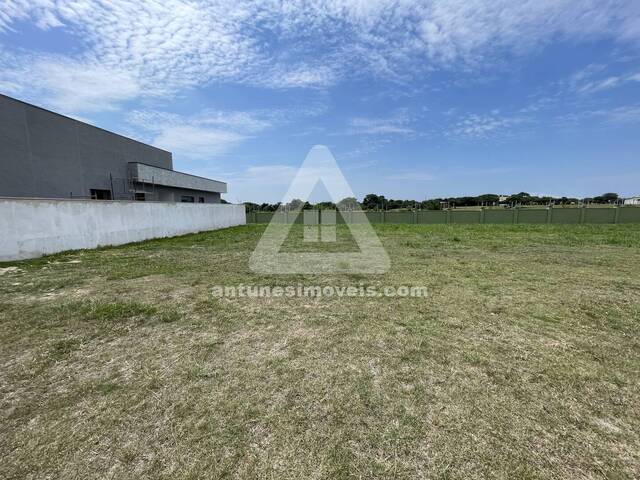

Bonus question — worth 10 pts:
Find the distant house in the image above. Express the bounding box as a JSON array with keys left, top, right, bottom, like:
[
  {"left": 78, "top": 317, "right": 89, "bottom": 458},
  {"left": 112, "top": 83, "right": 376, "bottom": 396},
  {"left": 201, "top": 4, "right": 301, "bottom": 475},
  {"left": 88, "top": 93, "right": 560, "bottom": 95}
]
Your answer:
[
  {"left": 0, "top": 94, "right": 226, "bottom": 203},
  {"left": 624, "top": 196, "right": 640, "bottom": 205}
]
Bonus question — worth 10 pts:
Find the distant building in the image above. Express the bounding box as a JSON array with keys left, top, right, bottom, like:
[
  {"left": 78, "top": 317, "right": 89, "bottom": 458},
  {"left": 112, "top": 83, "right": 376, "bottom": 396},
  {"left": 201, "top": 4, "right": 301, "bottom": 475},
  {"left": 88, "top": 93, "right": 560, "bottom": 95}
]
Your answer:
[
  {"left": 624, "top": 196, "right": 640, "bottom": 205},
  {"left": 0, "top": 94, "right": 226, "bottom": 203}
]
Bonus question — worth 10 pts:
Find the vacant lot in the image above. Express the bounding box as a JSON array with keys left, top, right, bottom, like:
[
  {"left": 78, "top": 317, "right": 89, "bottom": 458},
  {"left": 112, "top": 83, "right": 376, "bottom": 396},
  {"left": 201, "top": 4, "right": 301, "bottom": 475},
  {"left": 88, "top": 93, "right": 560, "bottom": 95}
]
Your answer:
[{"left": 1, "top": 224, "right": 639, "bottom": 479}]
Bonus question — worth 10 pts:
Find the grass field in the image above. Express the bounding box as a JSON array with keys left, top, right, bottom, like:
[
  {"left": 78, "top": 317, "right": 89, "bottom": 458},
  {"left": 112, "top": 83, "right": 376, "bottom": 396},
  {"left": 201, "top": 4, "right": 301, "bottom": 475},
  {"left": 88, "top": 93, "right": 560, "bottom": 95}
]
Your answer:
[{"left": 1, "top": 224, "right": 640, "bottom": 479}]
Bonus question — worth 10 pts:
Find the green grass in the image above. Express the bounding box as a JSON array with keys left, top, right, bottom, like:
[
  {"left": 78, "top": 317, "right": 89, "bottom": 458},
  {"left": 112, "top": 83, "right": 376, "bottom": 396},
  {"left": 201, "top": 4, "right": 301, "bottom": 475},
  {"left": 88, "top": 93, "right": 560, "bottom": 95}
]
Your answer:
[{"left": 1, "top": 224, "right": 640, "bottom": 479}]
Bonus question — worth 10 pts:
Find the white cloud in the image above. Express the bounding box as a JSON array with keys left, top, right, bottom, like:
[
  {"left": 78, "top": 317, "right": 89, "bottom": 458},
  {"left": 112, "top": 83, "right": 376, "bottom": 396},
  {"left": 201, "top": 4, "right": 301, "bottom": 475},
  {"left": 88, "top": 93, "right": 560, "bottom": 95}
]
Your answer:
[
  {"left": 127, "top": 103, "right": 324, "bottom": 160},
  {"left": 39, "top": 60, "right": 141, "bottom": 112},
  {"left": 259, "top": 64, "right": 338, "bottom": 89},
  {"left": 348, "top": 110, "right": 414, "bottom": 135},
  {"left": 128, "top": 107, "right": 276, "bottom": 160},
  {"left": 601, "top": 105, "right": 640, "bottom": 123},
  {"left": 414, "top": 1, "right": 639, "bottom": 64},
  {"left": 129, "top": 109, "right": 271, "bottom": 135},
  {"left": 1, "top": 0, "right": 639, "bottom": 112},
  {"left": 153, "top": 126, "right": 247, "bottom": 159},
  {"left": 452, "top": 112, "right": 527, "bottom": 139},
  {"left": 554, "top": 104, "right": 640, "bottom": 126},
  {"left": 0, "top": 51, "right": 142, "bottom": 113},
  {"left": 577, "top": 72, "right": 640, "bottom": 94}
]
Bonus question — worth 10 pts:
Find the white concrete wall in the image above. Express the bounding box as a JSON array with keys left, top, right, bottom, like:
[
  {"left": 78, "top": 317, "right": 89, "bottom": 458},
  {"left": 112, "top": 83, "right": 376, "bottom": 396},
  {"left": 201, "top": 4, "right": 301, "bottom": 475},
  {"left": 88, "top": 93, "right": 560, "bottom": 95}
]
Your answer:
[{"left": 0, "top": 198, "right": 246, "bottom": 261}]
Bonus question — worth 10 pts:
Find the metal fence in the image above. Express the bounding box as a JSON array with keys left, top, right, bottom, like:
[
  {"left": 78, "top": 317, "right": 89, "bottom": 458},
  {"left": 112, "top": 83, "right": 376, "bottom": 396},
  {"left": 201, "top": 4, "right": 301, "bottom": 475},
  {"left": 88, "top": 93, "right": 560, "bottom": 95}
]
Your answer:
[{"left": 246, "top": 207, "right": 640, "bottom": 225}]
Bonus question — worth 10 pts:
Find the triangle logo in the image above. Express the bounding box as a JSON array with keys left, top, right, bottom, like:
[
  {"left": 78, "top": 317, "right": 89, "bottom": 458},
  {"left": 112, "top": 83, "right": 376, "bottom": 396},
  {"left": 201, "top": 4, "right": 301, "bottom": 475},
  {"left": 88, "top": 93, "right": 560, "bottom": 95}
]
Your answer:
[{"left": 249, "top": 145, "right": 391, "bottom": 274}]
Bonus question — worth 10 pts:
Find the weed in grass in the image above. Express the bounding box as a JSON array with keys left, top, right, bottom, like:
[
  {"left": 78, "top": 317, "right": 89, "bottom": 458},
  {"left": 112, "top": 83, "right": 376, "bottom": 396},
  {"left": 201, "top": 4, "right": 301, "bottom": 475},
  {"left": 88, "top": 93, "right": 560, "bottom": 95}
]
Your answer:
[{"left": 48, "top": 338, "right": 81, "bottom": 359}]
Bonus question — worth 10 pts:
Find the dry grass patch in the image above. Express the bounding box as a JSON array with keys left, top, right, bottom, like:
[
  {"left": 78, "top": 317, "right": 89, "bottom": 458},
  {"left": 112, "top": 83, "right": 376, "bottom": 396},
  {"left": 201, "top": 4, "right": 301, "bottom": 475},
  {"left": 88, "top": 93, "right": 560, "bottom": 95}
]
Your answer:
[{"left": 1, "top": 224, "right": 639, "bottom": 479}]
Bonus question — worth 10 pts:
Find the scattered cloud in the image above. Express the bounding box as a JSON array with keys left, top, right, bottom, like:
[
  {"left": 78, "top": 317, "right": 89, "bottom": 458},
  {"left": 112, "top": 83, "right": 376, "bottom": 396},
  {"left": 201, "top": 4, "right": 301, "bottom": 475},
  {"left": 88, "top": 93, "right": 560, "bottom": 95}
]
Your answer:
[
  {"left": 127, "top": 102, "right": 327, "bottom": 160},
  {"left": 577, "top": 72, "right": 640, "bottom": 94},
  {"left": 565, "top": 62, "right": 640, "bottom": 95},
  {"left": 2, "top": 0, "right": 639, "bottom": 112},
  {"left": 603, "top": 105, "right": 640, "bottom": 123},
  {"left": 127, "top": 108, "right": 274, "bottom": 160},
  {"left": 348, "top": 110, "right": 414, "bottom": 135},
  {"left": 154, "top": 126, "right": 247, "bottom": 159},
  {"left": 451, "top": 112, "right": 527, "bottom": 139},
  {"left": 0, "top": 51, "right": 142, "bottom": 113},
  {"left": 554, "top": 104, "right": 640, "bottom": 127},
  {"left": 259, "top": 64, "right": 338, "bottom": 89}
]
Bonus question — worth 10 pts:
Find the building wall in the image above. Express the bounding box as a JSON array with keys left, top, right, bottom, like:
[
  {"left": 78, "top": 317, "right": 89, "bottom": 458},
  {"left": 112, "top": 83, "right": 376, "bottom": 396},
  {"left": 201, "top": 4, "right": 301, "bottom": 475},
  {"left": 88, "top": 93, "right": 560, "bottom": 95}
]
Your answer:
[
  {"left": 0, "top": 94, "right": 172, "bottom": 199},
  {"left": 153, "top": 186, "right": 221, "bottom": 203},
  {"left": 0, "top": 198, "right": 245, "bottom": 261},
  {"left": 130, "top": 162, "right": 226, "bottom": 193}
]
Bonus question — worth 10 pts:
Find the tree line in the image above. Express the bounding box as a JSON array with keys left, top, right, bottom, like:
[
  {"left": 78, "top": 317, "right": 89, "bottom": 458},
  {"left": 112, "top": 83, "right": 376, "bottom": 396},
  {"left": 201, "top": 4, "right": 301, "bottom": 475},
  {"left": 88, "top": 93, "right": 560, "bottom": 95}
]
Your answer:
[{"left": 244, "top": 192, "right": 623, "bottom": 212}]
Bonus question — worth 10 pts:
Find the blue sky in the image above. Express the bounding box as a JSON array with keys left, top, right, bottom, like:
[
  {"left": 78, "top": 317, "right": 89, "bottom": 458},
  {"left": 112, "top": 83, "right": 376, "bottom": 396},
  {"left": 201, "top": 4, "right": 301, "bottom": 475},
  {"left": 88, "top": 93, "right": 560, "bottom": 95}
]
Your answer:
[{"left": 1, "top": 1, "right": 639, "bottom": 203}]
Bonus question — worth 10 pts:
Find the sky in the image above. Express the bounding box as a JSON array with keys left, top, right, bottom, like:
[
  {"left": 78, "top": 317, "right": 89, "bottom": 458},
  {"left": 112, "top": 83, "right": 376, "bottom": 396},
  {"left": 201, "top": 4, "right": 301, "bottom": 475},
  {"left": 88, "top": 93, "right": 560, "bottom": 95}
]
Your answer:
[{"left": 1, "top": 0, "right": 639, "bottom": 203}]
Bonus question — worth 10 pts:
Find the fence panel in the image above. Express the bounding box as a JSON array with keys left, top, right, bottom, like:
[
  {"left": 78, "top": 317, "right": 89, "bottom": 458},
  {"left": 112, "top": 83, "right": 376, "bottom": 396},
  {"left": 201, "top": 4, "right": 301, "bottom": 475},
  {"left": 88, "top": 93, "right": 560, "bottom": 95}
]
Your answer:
[
  {"left": 584, "top": 208, "right": 616, "bottom": 224},
  {"left": 517, "top": 209, "right": 549, "bottom": 224},
  {"left": 385, "top": 211, "right": 414, "bottom": 224},
  {"left": 247, "top": 206, "right": 640, "bottom": 224},
  {"left": 334, "top": 210, "right": 346, "bottom": 224},
  {"left": 551, "top": 208, "right": 581, "bottom": 224},
  {"left": 365, "top": 212, "right": 384, "bottom": 224},
  {"left": 417, "top": 211, "right": 447, "bottom": 224},
  {"left": 268, "top": 212, "right": 285, "bottom": 224},
  {"left": 349, "top": 211, "right": 369, "bottom": 224},
  {"left": 450, "top": 210, "right": 482, "bottom": 224},
  {"left": 293, "top": 211, "right": 305, "bottom": 224},
  {"left": 303, "top": 210, "right": 319, "bottom": 225},
  {"left": 483, "top": 209, "right": 514, "bottom": 224},
  {"left": 253, "top": 212, "right": 272, "bottom": 223},
  {"left": 617, "top": 207, "right": 640, "bottom": 223}
]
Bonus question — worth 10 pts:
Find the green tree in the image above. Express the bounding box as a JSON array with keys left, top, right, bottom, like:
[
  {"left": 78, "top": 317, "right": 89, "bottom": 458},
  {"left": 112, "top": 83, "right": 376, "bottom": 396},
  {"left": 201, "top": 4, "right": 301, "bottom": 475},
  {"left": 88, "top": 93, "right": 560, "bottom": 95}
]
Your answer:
[
  {"left": 594, "top": 193, "right": 619, "bottom": 204},
  {"left": 286, "top": 199, "right": 304, "bottom": 210},
  {"left": 337, "top": 197, "right": 360, "bottom": 210},
  {"left": 362, "top": 194, "right": 381, "bottom": 211}
]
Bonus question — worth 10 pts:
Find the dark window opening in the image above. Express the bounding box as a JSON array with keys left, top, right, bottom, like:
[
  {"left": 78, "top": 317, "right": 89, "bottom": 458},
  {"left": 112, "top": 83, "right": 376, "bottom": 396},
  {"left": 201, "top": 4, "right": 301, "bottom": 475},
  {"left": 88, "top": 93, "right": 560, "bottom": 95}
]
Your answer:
[
  {"left": 135, "top": 193, "right": 146, "bottom": 201},
  {"left": 198, "top": 197, "right": 205, "bottom": 203},
  {"left": 181, "top": 195, "right": 195, "bottom": 203},
  {"left": 90, "top": 189, "right": 112, "bottom": 200}
]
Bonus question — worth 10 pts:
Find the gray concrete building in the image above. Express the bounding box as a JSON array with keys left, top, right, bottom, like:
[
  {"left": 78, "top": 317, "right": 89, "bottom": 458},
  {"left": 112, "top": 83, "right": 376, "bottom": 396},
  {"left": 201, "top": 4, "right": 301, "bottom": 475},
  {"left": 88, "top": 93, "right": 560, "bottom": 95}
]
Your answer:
[{"left": 0, "top": 94, "right": 226, "bottom": 203}]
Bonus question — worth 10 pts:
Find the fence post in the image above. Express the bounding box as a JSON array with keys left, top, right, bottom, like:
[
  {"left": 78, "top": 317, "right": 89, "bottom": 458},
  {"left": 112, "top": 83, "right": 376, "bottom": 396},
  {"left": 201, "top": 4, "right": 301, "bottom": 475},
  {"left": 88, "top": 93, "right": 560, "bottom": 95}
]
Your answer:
[
  {"left": 480, "top": 207, "right": 485, "bottom": 224},
  {"left": 446, "top": 209, "right": 451, "bottom": 224},
  {"left": 614, "top": 206, "right": 620, "bottom": 224},
  {"left": 546, "top": 206, "right": 552, "bottom": 224},
  {"left": 381, "top": 210, "right": 385, "bottom": 224},
  {"left": 413, "top": 209, "right": 418, "bottom": 224},
  {"left": 513, "top": 207, "right": 519, "bottom": 224},
  {"left": 579, "top": 206, "right": 586, "bottom": 224}
]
